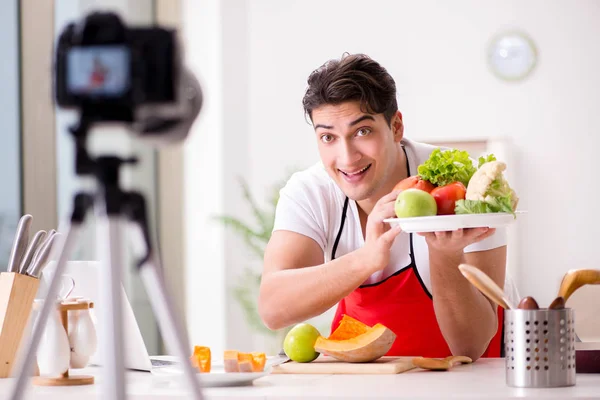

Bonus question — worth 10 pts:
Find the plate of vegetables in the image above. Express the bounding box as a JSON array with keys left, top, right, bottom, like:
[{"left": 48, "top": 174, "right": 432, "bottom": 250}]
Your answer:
[{"left": 384, "top": 149, "right": 524, "bottom": 233}]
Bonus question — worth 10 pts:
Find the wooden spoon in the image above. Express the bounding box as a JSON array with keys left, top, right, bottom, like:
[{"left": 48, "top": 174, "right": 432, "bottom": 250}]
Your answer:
[
  {"left": 458, "top": 264, "right": 516, "bottom": 309},
  {"left": 548, "top": 296, "right": 566, "bottom": 310},
  {"left": 412, "top": 356, "right": 473, "bottom": 371},
  {"left": 518, "top": 296, "right": 540, "bottom": 310},
  {"left": 558, "top": 269, "right": 600, "bottom": 302}
]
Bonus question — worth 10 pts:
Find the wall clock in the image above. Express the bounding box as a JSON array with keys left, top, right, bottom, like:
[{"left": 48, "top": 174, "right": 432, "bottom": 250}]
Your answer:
[{"left": 488, "top": 31, "right": 538, "bottom": 82}]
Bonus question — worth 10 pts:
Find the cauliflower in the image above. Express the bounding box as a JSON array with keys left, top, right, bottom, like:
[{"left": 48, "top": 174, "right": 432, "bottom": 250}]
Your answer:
[
  {"left": 455, "top": 160, "right": 519, "bottom": 215},
  {"left": 465, "top": 161, "right": 519, "bottom": 209}
]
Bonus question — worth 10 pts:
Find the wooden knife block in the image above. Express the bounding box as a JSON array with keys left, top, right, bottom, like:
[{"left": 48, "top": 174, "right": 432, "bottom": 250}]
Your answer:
[{"left": 0, "top": 272, "right": 40, "bottom": 378}]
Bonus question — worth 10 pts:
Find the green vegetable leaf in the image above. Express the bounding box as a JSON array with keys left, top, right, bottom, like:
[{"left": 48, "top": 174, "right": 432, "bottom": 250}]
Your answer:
[
  {"left": 478, "top": 154, "right": 497, "bottom": 168},
  {"left": 485, "top": 194, "right": 515, "bottom": 216},
  {"left": 454, "top": 199, "right": 494, "bottom": 214},
  {"left": 417, "top": 149, "right": 477, "bottom": 187},
  {"left": 454, "top": 194, "right": 515, "bottom": 217}
]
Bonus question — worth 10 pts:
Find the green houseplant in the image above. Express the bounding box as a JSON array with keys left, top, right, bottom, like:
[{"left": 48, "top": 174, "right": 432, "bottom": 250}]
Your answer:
[{"left": 214, "top": 174, "right": 292, "bottom": 340}]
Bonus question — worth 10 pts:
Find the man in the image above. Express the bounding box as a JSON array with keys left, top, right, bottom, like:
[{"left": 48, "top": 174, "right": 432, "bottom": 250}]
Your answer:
[{"left": 258, "top": 53, "right": 512, "bottom": 360}]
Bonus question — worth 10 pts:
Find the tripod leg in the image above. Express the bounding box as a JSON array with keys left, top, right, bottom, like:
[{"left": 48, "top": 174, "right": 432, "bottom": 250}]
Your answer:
[
  {"left": 95, "top": 214, "right": 126, "bottom": 400},
  {"left": 126, "top": 194, "right": 204, "bottom": 399},
  {"left": 9, "top": 221, "right": 83, "bottom": 400}
]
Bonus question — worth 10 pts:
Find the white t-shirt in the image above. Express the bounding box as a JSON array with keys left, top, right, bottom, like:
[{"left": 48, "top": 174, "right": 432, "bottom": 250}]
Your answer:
[{"left": 272, "top": 138, "right": 518, "bottom": 299}]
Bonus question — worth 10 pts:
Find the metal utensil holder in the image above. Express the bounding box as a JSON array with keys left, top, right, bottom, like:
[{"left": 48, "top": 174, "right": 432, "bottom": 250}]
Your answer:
[{"left": 505, "top": 308, "right": 576, "bottom": 388}]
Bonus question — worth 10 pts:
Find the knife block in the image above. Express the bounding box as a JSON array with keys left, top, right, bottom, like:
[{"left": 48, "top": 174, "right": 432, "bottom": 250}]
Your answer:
[{"left": 0, "top": 271, "right": 40, "bottom": 378}]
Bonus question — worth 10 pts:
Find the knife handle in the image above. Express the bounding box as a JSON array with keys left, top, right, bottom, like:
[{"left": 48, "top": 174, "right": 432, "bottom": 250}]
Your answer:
[
  {"left": 7, "top": 215, "right": 33, "bottom": 272},
  {"left": 18, "top": 230, "right": 47, "bottom": 274}
]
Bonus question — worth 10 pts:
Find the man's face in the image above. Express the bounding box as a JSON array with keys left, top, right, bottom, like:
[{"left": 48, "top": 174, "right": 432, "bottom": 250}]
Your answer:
[{"left": 311, "top": 101, "right": 403, "bottom": 202}]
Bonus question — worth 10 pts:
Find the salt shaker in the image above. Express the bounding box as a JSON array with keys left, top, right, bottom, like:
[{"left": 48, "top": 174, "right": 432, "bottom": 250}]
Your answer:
[
  {"left": 36, "top": 300, "right": 70, "bottom": 376},
  {"left": 69, "top": 299, "right": 97, "bottom": 368}
]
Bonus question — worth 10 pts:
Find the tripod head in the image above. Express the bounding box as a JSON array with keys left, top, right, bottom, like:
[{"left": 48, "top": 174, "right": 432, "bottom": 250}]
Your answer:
[
  {"left": 68, "top": 112, "right": 137, "bottom": 176},
  {"left": 55, "top": 11, "right": 203, "bottom": 147}
]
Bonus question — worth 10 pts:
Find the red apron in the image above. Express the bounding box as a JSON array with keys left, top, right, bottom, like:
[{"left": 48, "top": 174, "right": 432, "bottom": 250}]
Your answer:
[
  {"left": 329, "top": 197, "right": 503, "bottom": 358},
  {"left": 330, "top": 248, "right": 504, "bottom": 357}
]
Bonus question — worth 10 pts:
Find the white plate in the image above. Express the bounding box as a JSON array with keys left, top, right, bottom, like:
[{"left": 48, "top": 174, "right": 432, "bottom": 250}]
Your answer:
[
  {"left": 151, "top": 363, "right": 272, "bottom": 388},
  {"left": 384, "top": 211, "right": 525, "bottom": 233}
]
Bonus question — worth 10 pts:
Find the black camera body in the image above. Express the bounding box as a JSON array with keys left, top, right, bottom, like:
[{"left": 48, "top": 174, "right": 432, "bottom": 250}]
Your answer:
[{"left": 55, "top": 12, "right": 179, "bottom": 122}]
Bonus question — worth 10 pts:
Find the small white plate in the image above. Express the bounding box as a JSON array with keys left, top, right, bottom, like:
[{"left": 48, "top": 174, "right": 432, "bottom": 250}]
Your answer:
[
  {"left": 384, "top": 211, "right": 525, "bottom": 233},
  {"left": 151, "top": 363, "right": 272, "bottom": 388}
]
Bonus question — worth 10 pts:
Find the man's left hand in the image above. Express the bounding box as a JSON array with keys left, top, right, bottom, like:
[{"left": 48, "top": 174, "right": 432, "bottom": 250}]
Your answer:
[{"left": 418, "top": 227, "right": 496, "bottom": 255}]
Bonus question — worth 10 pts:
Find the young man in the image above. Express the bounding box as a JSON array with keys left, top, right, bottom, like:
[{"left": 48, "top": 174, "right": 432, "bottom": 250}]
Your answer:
[{"left": 258, "top": 53, "right": 513, "bottom": 360}]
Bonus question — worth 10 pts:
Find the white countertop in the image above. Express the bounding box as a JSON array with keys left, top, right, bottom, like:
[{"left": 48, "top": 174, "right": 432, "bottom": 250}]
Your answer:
[{"left": 1, "top": 359, "right": 599, "bottom": 399}]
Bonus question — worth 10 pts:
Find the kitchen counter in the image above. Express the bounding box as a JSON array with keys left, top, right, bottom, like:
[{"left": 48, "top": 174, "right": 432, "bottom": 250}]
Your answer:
[{"left": 1, "top": 359, "right": 599, "bottom": 399}]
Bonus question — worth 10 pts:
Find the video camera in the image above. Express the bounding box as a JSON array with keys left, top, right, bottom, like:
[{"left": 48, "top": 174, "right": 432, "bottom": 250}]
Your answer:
[{"left": 54, "top": 11, "right": 202, "bottom": 144}]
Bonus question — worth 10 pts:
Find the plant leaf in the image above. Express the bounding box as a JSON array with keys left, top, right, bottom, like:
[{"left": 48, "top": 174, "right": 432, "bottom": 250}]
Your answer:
[{"left": 238, "top": 177, "right": 272, "bottom": 234}]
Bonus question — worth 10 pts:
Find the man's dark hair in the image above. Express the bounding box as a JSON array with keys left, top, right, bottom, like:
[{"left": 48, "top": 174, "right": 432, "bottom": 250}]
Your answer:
[{"left": 302, "top": 53, "right": 398, "bottom": 126}]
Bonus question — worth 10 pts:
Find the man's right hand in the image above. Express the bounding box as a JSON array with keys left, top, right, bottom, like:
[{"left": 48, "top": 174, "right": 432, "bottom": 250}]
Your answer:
[
  {"left": 361, "top": 190, "right": 403, "bottom": 273},
  {"left": 260, "top": 190, "right": 402, "bottom": 330}
]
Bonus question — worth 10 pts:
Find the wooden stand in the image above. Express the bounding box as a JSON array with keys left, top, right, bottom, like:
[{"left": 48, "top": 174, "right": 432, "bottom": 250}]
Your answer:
[
  {"left": 32, "top": 301, "right": 95, "bottom": 386},
  {"left": 0, "top": 272, "right": 40, "bottom": 378}
]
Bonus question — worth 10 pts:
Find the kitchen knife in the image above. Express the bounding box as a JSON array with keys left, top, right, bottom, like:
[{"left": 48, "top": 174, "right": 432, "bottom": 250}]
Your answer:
[
  {"left": 30, "top": 230, "right": 56, "bottom": 267},
  {"left": 270, "top": 349, "right": 290, "bottom": 367},
  {"left": 18, "top": 230, "right": 47, "bottom": 275},
  {"left": 27, "top": 232, "right": 60, "bottom": 278},
  {"left": 6, "top": 214, "right": 33, "bottom": 273}
]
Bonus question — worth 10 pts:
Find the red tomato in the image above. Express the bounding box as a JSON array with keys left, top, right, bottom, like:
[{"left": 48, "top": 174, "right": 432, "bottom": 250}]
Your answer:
[
  {"left": 393, "top": 176, "right": 435, "bottom": 193},
  {"left": 430, "top": 182, "right": 466, "bottom": 215}
]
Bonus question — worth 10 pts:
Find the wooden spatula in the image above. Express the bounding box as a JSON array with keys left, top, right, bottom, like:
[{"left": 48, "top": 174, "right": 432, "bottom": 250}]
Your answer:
[
  {"left": 558, "top": 269, "right": 600, "bottom": 302},
  {"left": 412, "top": 356, "right": 473, "bottom": 371},
  {"left": 458, "top": 263, "right": 515, "bottom": 309}
]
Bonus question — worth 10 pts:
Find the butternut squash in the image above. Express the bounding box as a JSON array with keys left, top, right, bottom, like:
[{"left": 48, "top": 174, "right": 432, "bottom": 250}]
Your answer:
[
  {"left": 314, "top": 316, "right": 396, "bottom": 362},
  {"left": 249, "top": 352, "right": 267, "bottom": 372},
  {"left": 224, "top": 350, "right": 267, "bottom": 372},
  {"left": 190, "top": 346, "right": 211, "bottom": 373},
  {"left": 328, "top": 314, "right": 370, "bottom": 340},
  {"left": 224, "top": 350, "right": 240, "bottom": 372}
]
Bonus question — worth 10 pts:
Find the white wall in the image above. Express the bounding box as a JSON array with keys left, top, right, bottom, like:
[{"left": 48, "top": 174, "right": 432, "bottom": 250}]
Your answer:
[
  {"left": 245, "top": 0, "right": 600, "bottom": 307},
  {"left": 181, "top": 0, "right": 600, "bottom": 352},
  {"left": 180, "top": 0, "right": 228, "bottom": 357}
]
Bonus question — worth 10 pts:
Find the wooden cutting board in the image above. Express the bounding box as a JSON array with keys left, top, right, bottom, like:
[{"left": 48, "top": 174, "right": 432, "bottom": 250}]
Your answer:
[{"left": 271, "top": 356, "right": 416, "bottom": 374}]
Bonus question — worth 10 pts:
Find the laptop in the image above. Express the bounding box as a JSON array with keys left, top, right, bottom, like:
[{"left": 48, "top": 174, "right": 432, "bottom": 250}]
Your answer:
[{"left": 39, "top": 260, "right": 182, "bottom": 372}]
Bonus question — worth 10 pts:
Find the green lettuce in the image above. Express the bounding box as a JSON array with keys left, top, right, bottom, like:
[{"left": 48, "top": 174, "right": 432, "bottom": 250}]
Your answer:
[
  {"left": 455, "top": 194, "right": 515, "bottom": 216},
  {"left": 417, "top": 149, "right": 477, "bottom": 187},
  {"left": 478, "top": 154, "right": 497, "bottom": 168}
]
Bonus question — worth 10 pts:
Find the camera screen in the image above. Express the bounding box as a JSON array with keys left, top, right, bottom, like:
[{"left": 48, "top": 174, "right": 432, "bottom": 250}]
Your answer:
[{"left": 66, "top": 45, "right": 130, "bottom": 97}]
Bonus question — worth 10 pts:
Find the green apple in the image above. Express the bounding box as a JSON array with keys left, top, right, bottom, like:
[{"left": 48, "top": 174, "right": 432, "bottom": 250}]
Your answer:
[
  {"left": 395, "top": 188, "right": 437, "bottom": 218},
  {"left": 283, "top": 323, "right": 321, "bottom": 363}
]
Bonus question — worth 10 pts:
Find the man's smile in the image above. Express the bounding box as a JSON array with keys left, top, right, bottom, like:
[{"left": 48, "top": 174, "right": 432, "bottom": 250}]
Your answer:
[{"left": 338, "top": 164, "right": 372, "bottom": 182}]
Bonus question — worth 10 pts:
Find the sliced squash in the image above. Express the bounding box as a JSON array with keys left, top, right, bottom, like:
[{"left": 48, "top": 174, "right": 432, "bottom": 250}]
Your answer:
[
  {"left": 190, "top": 346, "right": 211, "bottom": 373},
  {"left": 224, "top": 350, "right": 240, "bottom": 372},
  {"left": 223, "top": 350, "right": 267, "bottom": 372},
  {"left": 250, "top": 352, "right": 267, "bottom": 372},
  {"left": 238, "top": 353, "right": 253, "bottom": 372},
  {"left": 314, "top": 318, "right": 396, "bottom": 363},
  {"left": 328, "top": 314, "right": 370, "bottom": 340}
]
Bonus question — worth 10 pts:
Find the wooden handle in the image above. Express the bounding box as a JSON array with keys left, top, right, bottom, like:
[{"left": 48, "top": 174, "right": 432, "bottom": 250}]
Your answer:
[
  {"left": 412, "top": 356, "right": 472, "bottom": 371},
  {"left": 445, "top": 356, "right": 473, "bottom": 367},
  {"left": 458, "top": 264, "right": 514, "bottom": 310},
  {"left": 558, "top": 269, "right": 600, "bottom": 302}
]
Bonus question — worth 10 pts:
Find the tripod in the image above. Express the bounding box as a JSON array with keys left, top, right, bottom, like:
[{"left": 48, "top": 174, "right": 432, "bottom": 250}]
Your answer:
[{"left": 9, "top": 116, "right": 205, "bottom": 400}]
